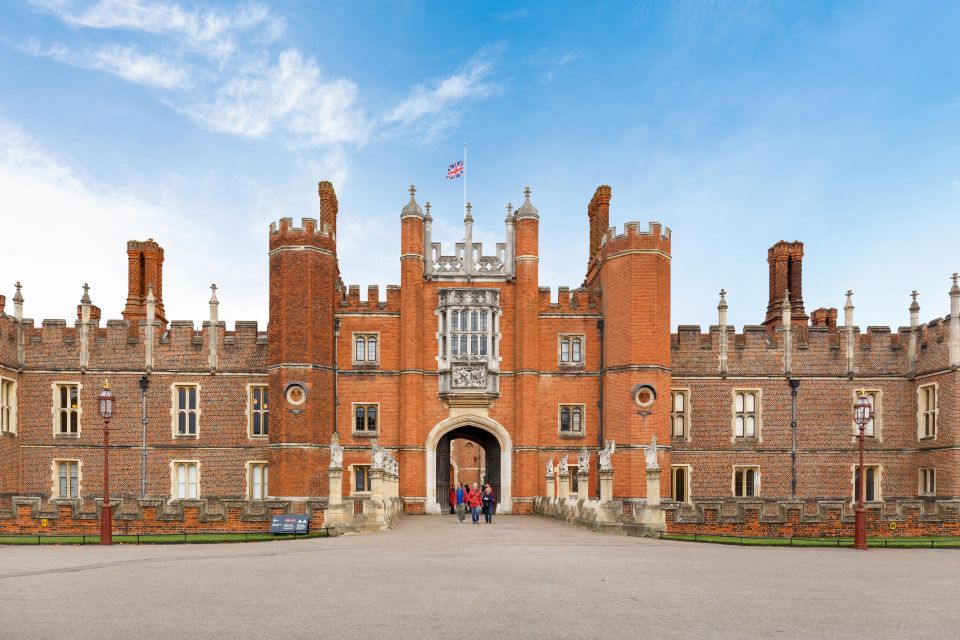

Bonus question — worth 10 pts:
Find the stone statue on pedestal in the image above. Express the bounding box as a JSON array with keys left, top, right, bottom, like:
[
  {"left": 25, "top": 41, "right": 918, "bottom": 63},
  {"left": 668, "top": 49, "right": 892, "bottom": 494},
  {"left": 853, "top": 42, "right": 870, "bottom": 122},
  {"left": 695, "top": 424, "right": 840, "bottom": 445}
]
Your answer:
[
  {"left": 577, "top": 447, "right": 590, "bottom": 473},
  {"left": 598, "top": 440, "right": 616, "bottom": 471},
  {"left": 644, "top": 435, "right": 659, "bottom": 470},
  {"left": 546, "top": 457, "right": 554, "bottom": 476},
  {"left": 330, "top": 433, "right": 343, "bottom": 469},
  {"left": 371, "top": 441, "right": 387, "bottom": 470},
  {"left": 558, "top": 456, "right": 569, "bottom": 475}
]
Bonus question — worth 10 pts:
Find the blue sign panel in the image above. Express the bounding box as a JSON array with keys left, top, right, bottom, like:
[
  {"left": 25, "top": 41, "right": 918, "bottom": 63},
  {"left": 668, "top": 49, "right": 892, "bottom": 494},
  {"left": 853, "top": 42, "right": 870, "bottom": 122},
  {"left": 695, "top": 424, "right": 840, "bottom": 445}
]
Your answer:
[{"left": 270, "top": 514, "right": 309, "bottom": 534}]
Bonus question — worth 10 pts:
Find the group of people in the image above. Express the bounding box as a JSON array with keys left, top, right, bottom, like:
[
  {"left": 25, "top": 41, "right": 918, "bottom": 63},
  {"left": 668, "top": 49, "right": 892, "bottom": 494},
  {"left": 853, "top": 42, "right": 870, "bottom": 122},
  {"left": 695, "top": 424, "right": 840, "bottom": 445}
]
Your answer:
[{"left": 449, "top": 482, "right": 496, "bottom": 524}]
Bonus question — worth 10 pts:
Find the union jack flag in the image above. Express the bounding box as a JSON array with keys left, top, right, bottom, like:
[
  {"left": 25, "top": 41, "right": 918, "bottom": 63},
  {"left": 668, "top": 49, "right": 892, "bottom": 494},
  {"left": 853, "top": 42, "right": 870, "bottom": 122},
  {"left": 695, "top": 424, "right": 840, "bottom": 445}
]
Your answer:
[{"left": 447, "top": 160, "right": 464, "bottom": 179}]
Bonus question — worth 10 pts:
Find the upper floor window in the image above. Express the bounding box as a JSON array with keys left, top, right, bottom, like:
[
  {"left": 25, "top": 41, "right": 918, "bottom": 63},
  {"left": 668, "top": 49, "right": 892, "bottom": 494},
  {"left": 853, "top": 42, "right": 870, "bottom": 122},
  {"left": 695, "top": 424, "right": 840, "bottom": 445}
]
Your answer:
[
  {"left": 449, "top": 309, "right": 489, "bottom": 357},
  {"left": 559, "top": 335, "right": 583, "bottom": 365},
  {"left": 0, "top": 378, "right": 15, "bottom": 434},
  {"left": 437, "top": 289, "right": 500, "bottom": 366},
  {"left": 559, "top": 405, "right": 584, "bottom": 436},
  {"left": 173, "top": 384, "right": 199, "bottom": 437},
  {"left": 353, "top": 334, "right": 379, "bottom": 365},
  {"left": 56, "top": 460, "right": 79, "bottom": 499},
  {"left": 671, "top": 465, "right": 690, "bottom": 503},
  {"left": 854, "top": 391, "right": 879, "bottom": 438},
  {"left": 173, "top": 461, "right": 199, "bottom": 499},
  {"left": 248, "top": 462, "right": 268, "bottom": 500},
  {"left": 54, "top": 383, "right": 80, "bottom": 435},
  {"left": 249, "top": 385, "right": 268, "bottom": 437},
  {"left": 671, "top": 390, "right": 689, "bottom": 439},
  {"left": 854, "top": 465, "right": 879, "bottom": 502},
  {"left": 354, "top": 403, "right": 378, "bottom": 434},
  {"left": 919, "top": 384, "right": 937, "bottom": 439},
  {"left": 734, "top": 466, "right": 759, "bottom": 497},
  {"left": 733, "top": 391, "right": 760, "bottom": 439},
  {"left": 919, "top": 468, "right": 936, "bottom": 496}
]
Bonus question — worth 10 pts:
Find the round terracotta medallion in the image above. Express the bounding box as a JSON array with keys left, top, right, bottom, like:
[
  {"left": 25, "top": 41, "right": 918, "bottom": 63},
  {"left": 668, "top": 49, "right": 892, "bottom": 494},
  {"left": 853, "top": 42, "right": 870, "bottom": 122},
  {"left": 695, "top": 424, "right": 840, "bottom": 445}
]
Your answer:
[
  {"left": 285, "top": 383, "right": 306, "bottom": 406},
  {"left": 633, "top": 384, "right": 656, "bottom": 408}
]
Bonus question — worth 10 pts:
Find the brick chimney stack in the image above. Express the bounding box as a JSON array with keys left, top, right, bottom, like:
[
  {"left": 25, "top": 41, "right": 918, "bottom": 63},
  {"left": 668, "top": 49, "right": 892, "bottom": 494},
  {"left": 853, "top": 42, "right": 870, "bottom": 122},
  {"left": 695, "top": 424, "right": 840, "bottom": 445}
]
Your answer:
[
  {"left": 122, "top": 239, "right": 167, "bottom": 330},
  {"left": 763, "top": 240, "right": 808, "bottom": 329},
  {"left": 810, "top": 307, "right": 838, "bottom": 330}
]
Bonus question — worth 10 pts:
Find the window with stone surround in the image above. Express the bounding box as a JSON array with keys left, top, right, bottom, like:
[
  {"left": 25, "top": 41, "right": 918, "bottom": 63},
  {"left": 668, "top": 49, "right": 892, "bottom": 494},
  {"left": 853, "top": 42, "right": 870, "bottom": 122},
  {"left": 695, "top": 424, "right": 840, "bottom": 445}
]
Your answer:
[
  {"left": 353, "top": 333, "right": 379, "bottom": 365},
  {"left": 353, "top": 465, "right": 372, "bottom": 494},
  {"left": 853, "top": 465, "right": 880, "bottom": 502},
  {"left": 671, "top": 390, "right": 689, "bottom": 439},
  {"left": 0, "top": 378, "right": 15, "bottom": 434},
  {"left": 559, "top": 335, "right": 584, "bottom": 366},
  {"left": 918, "top": 384, "right": 937, "bottom": 439},
  {"left": 172, "top": 384, "right": 200, "bottom": 437},
  {"left": 353, "top": 403, "right": 378, "bottom": 434},
  {"left": 54, "top": 382, "right": 80, "bottom": 436},
  {"left": 559, "top": 405, "right": 585, "bottom": 436},
  {"left": 248, "top": 462, "right": 268, "bottom": 500},
  {"left": 54, "top": 460, "right": 79, "bottom": 498},
  {"left": 671, "top": 465, "right": 690, "bottom": 503},
  {"left": 919, "top": 468, "right": 936, "bottom": 496},
  {"left": 172, "top": 461, "right": 199, "bottom": 499},
  {"left": 248, "top": 385, "right": 268, "bottom": 438},
  {"left": 732, "top": 390, "right": 760, "bottom": 440},
  {"left": 733, "top": 466, "right": 759, "bottom": 497}
]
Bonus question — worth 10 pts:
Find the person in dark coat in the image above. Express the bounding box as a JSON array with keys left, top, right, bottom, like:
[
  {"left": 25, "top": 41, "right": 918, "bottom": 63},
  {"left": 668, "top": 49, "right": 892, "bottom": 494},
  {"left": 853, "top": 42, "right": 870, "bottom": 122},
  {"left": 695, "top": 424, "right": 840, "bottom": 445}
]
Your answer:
[
  {"left": 482, "top": 485, "right": 496, "bottom": 523},
  {"left": 448, "top": 485, "right": 456, "bottom": 514},
  {"left": 455, "top": 483, "right": 467, "bottom": 523}
]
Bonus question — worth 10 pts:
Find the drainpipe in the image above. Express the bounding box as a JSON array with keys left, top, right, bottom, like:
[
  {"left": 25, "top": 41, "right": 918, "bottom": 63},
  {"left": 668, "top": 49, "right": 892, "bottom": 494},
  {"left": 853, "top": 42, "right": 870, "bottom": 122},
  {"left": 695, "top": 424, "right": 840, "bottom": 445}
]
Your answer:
[
  {"left": 596, "top": 318, "right": 604, "bottom": 499},
  {"left": 789, "top": 378, "right": 799, "bottom": 500},
  {"left": 139, "top": 374, "right": 149, "bottom": 497},
  {"left": 333, "top": 318, "right": 340, "bottom": 435}
]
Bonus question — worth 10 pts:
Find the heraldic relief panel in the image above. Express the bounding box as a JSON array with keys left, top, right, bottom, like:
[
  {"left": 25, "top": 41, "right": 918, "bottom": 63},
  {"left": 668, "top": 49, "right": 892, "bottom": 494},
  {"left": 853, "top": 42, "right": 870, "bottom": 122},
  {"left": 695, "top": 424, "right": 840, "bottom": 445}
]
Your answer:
[{"left": 436, "top": 288, "right": 501, "bottom": 402}]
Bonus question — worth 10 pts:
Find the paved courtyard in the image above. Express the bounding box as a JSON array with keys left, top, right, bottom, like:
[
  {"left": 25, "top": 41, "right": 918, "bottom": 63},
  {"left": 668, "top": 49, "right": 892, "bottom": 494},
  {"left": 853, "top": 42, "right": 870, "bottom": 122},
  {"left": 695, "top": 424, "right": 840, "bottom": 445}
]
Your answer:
[{"left": 1, "top": 515, "right": 957, "bottom": 639}]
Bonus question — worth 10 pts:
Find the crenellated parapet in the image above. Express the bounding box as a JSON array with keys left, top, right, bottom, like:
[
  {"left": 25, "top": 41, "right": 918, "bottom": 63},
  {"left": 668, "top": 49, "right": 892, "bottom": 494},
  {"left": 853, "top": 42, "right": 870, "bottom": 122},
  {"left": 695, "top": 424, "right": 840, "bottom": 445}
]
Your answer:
[
  {"left": 338, "top": 284, "right": 402, "bottom": 313},
  {"left": 593, "top": 221, "right": 672, "bottom": 269},
  {"left": 537, "top": 286, "right": 596, "bottom": 314},
  {"left": 269, "top": 216, "right": 336, "bottom": 252}
]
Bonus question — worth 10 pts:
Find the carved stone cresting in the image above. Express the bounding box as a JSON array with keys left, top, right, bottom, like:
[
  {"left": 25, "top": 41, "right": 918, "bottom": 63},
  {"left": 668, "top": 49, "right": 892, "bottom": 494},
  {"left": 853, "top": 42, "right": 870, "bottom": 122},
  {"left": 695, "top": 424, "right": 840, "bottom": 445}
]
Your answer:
[
  {"left": 598, "top": 440, "right": 616, "bottom": 472},
  {"left": 330, "top": 433, "right": 343, "bottom": 469},
  {"left": 452, "top": 364, "right": 486, "bottom": 389},
  {"left": 644, "top": 436, "right": 659, "bottom": 470}
]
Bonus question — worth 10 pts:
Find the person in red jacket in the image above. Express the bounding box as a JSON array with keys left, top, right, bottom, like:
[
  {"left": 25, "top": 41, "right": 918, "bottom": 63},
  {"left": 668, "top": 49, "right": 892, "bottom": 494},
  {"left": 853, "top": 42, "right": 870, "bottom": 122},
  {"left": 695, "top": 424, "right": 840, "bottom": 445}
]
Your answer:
[
  {"left": 467, "top": 483, "right": 483, "bottom": 524},
  {"left": 448, "top": 485, "right": 456, "bottom": 514}
]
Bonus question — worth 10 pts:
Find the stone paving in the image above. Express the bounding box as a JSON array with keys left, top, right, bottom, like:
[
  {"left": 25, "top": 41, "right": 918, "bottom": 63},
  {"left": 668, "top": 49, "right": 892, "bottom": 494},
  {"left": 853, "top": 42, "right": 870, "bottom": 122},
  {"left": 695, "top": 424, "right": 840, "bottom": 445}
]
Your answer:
[{"left": 1, "top": 515, "right": 957, "bottom": 639}]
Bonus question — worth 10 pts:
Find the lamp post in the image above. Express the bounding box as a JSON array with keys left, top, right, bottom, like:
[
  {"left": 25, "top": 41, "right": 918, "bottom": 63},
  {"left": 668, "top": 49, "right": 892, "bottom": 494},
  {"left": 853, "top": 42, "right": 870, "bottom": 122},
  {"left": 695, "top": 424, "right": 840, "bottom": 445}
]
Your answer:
[
  {"left": 98, "top": 380, "right": 115, "bottom": 545},
  {"left": 853, "top": 389, "right": 873, "bottom": 551}
]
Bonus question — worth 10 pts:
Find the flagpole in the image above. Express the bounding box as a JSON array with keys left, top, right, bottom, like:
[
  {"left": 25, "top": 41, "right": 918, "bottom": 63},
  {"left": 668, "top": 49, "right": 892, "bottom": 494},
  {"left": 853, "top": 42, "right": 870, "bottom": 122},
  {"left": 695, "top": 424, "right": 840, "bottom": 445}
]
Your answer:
[{"left": 463, "top": 142, "right": 467, "bottom": 217}]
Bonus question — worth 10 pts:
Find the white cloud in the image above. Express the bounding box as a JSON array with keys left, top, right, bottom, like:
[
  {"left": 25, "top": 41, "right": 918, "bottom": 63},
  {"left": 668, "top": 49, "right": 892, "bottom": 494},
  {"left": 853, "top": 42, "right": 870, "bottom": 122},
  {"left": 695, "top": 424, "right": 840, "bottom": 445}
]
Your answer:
[
  {"left": 25, "top": 41, "right": 189, "bottom": 89},
  {"left": 185, "top": 49, "right": 367, "bottom": 146},
  {"left": 530, "top": 50, "right": 582, "bottom": 82},
  {"left": 0, "top": 117, "right": 267, "bottom": 324},
  {"left": 31, "top": 0, "right": 284, "bottom": 59},
  {"left": 384, "top": 49, "right": 500, "bottom": 140}
]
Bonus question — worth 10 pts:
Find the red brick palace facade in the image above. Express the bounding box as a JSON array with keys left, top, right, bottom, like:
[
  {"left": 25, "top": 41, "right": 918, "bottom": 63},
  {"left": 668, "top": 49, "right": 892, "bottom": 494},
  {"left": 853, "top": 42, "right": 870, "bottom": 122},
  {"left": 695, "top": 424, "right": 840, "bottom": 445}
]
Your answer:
[{"left": 1, "top": 181, "right": 958, "bottom": 528}]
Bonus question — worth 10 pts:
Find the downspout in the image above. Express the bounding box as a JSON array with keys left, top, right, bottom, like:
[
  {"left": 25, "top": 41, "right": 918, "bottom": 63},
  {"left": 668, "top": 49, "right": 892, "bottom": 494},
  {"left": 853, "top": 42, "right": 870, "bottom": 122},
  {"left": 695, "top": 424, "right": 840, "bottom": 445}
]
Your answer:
[
  {"left": 596, "top": 318, "right": 604, "bottom": 499},
  {"left": 333, "top": 318, "right": 340, "bottom": 436}
]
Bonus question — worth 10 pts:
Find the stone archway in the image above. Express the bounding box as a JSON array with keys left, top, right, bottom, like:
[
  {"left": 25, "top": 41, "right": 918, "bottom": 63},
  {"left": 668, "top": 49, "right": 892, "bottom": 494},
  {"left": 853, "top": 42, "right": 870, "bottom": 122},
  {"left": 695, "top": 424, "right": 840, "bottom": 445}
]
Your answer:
[{"left": 425, "top": 415, "right": 512, "bottom": 514}]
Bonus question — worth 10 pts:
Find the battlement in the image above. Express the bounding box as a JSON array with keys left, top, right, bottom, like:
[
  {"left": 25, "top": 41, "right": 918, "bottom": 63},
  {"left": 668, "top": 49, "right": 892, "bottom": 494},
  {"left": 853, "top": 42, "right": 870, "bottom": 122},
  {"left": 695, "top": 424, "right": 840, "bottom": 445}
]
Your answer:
[
  {"left": 537, "top": 286, "right": 595, "bottom": 313},
  {"left": 596, "top": 222, "right": 672, "bottom": 259},
  {"left": 338, "top": 284, "right": 401, "bottom": 312},
  {"left": 269, "top": 217, "right": 336, "bottom": 238}
]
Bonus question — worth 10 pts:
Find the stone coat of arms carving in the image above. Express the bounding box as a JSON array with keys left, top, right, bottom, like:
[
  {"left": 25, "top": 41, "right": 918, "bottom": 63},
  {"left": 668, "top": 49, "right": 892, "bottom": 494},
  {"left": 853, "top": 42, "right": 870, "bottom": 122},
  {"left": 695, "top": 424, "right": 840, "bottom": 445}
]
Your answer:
[{"left": 451, "top": 364, "right": 487, "bottom": 389}]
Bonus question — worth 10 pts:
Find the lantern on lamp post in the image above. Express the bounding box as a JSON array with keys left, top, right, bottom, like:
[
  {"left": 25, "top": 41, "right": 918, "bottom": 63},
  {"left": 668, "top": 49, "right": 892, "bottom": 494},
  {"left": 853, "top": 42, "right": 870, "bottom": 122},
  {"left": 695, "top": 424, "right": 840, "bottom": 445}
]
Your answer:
[
  {"left": 852, "top": 389, "right": 873, "bottom": 551},
  {"left": 98, "top": 380, "right": 115, "bottom": 545}
]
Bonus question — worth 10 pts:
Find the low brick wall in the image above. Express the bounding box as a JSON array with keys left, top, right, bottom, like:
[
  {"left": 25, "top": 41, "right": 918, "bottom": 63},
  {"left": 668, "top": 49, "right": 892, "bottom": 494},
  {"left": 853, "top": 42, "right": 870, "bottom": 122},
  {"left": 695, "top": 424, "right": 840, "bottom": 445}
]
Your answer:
[
  {"left": 0, "top": 495, "right": 327, "bottom": 535},
  {"left": 664, "top": 499, "right": 960, "bottom": 538}
]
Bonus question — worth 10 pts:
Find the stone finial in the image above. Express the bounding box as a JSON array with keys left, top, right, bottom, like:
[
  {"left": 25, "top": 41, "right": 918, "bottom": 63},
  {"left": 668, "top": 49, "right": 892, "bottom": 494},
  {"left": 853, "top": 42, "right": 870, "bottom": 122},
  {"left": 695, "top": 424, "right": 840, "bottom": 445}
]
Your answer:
[
  {"left": 844, "top": 290, "right": 854, "bottom": 310},
  {"left": 81, "top": 283, "right": 91, "bottom": 305},
  {"left": 515, "top": 186, "right": 539, "bottom": 219},
  {"left": 505, "top": 202, "right": 514, "bottom": 222},
  {"left": 424, "top": 201, "right": 432, "bottom": 222},
  {"left": 465, "top": 202, "right": 473, "bottom": 223},
  {"left": 718, "top": 289, "right": 728, "bottom": 310},
  {"left": 401, "top": 184, "right": 423, "bottom": 217},
  {"left": 910, "top": 290, "right": 920, "bottom": 313},
  {"left": 13, "top": 281, "right": 23, "bottom": 304},
  {"left": 209, "top": 283, "right": 219, "bottom": 306},
  {"left": 952, "top": 273, "right": 960, "bottom": 294}
]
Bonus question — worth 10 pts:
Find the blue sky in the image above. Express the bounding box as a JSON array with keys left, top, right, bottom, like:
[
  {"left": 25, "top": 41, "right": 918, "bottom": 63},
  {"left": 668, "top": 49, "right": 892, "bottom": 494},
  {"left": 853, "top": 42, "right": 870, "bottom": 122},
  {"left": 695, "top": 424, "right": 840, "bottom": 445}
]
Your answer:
[{"left": 0, "top": 1, "right": 958, "bottom": 330}]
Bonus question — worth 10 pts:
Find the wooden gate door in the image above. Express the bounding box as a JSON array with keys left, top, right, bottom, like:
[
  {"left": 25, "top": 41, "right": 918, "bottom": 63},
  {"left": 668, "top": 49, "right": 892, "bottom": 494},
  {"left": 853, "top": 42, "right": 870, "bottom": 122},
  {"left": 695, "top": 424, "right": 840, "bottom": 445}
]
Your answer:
[{"left": 436, "top": 433, "right": 451, "bottom": 510}]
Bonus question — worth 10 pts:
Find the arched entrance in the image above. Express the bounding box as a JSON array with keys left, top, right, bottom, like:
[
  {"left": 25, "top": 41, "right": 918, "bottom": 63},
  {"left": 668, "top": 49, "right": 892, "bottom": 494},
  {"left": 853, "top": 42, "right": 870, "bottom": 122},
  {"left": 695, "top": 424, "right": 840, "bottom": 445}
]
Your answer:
[{"left": 425, "top": 415, "right": 512, "bottom": 514}]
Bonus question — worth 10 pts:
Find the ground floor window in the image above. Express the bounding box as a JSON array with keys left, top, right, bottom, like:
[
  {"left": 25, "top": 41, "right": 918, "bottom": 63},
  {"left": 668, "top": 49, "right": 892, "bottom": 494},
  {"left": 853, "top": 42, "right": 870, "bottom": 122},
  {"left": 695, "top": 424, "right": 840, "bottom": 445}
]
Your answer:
[
  {"left": 56, "top": 460, "right": 79, "bottom": 498},
  {"left": 919, "top": 468, "right": 935, "bottom": 496},
  {"left": 733, "top": 466, "right": 758, "bottom": 497},
  {"left": 854, "top": 466, "right": 880, "bottom": 502},
  {"left": 354, "top": 465, "right": 372, "bottom": 494},
  {"left": 671, "top": 465, "right": 690, "bottom": 503},
  {"left": 248, "top": 462, "right": 268, "bottom": 500},
  {"left": 173, "top": 462, "right": 199, "bottom": 499}
]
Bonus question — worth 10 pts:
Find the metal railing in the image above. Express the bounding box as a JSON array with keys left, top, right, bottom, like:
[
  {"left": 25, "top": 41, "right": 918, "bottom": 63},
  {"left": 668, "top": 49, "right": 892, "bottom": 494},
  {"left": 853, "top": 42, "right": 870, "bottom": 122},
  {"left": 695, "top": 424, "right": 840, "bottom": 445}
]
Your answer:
[
  {"left": 0, "top": 528, "right": 332, "bottom": 545},
  {"left": 660, "top": 532, "right": 960, "bottom": 548}
]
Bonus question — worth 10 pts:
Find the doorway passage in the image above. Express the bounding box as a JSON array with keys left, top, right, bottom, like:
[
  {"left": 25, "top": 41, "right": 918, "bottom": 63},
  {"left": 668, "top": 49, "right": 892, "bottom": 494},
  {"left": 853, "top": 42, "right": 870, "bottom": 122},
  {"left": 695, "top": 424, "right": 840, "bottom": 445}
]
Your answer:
[{"left": 436, "top": 425, "right": 501, "bottom": 509}]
